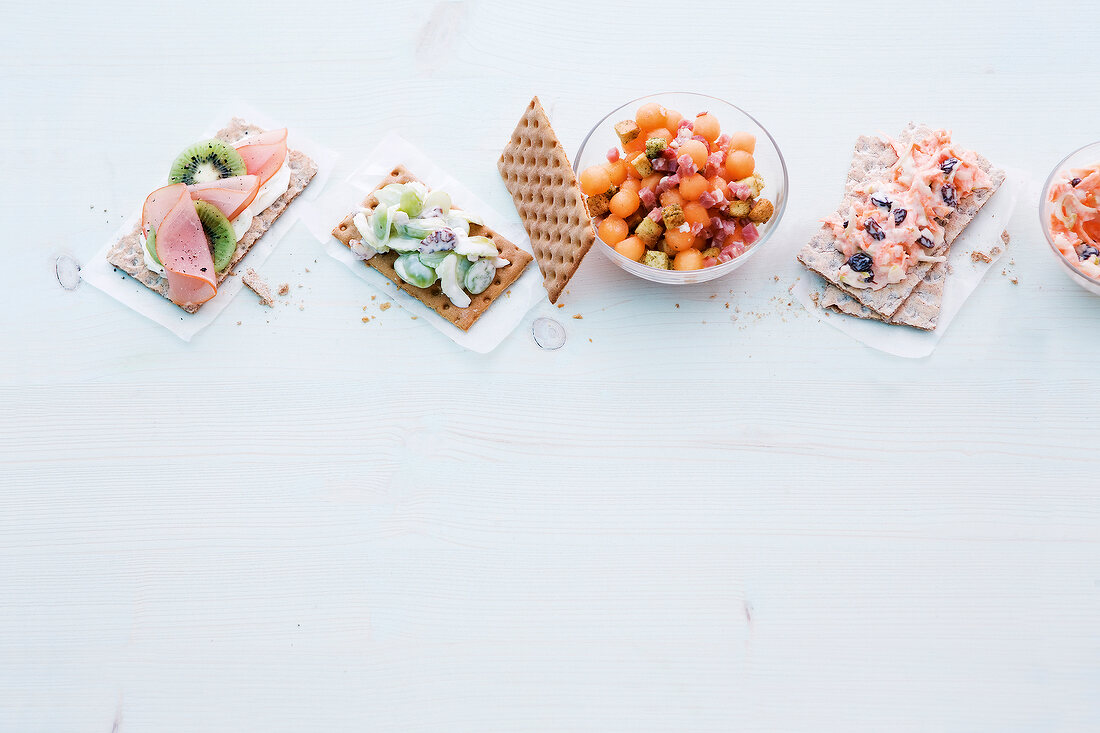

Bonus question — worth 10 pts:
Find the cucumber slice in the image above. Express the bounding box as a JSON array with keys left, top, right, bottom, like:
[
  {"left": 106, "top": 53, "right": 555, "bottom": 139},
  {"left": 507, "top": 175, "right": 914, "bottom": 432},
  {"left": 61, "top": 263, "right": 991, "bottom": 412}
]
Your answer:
[
  {"left": 463, "top": 259, "right": 495, "bottom": 294},
  {"left": 454, "top": 235, "right": 499, "bottom": 258},
  {"left": 398, "top": 188, "right": 424, "bottom": 218},
  {"left": 397, "top": 217, "right": 448, "bottom": 240},
  {"left": 444, "top": 213, "right": 470, "bottom": 236},
  {"left": 394, "top": 253, "right": 438, "bottom": 288},
  {"left": 455, "top": 256, "right": 472, "bottom": 286},
  {"left": 386, "top": 234, "right": 423, "bottom": 253},
  {"left": 437, "top": 254, "right": 472, "bottom": 308},
  {"left": 370, "top": 206, "right": 394, "bottom": 245},
  {"left": 422, "top": 190, "right": 452, "bottom": 215}
]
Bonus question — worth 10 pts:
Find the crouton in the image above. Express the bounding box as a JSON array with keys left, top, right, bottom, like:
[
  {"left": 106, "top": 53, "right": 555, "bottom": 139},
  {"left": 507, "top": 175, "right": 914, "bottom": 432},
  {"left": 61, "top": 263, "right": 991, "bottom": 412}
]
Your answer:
[
  {"left": 585, "top": 193, "right": 611, "bottom": 217},
  {"left": 728, "top": 200, "right": 752, "bottom": 218},
  {"left": 645, "top": 137, "right": 667, "bottom": 159},
  {"left": 643, "top": 250, "right": 671, "bottom": 269},
  {"left": 748, "top": 198, "right": 774, "bottom": 224},
  {"left": 614, "top": 120, "right": 640, "bottom": 146},
  {"left": 701, "top": 247, "right": 721, "bottom": 260},
  {"left": 662, "top": 203, "right": 685, "bottom": 229},
  {"left": 630, "top": 153, "right": 654, "bottom": 178},
  {"left": 635, "top": 217, "right": 663, "bottom": 246},
  {"left": 735, "top": 174, "right": 765, "bottom": 198}
]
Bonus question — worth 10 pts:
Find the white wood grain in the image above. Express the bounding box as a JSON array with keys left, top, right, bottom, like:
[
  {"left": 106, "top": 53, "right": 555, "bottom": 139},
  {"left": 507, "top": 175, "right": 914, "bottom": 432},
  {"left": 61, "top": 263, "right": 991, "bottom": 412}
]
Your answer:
[{"left": 2, "top": 0, "right": 1099, "bottom": 731}]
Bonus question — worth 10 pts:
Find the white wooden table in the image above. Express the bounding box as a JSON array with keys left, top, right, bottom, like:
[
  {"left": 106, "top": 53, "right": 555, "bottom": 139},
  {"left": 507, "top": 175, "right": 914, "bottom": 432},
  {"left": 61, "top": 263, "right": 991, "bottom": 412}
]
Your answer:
[{"left": 3, "top": 1, "right": 1099, "bottom": 730}]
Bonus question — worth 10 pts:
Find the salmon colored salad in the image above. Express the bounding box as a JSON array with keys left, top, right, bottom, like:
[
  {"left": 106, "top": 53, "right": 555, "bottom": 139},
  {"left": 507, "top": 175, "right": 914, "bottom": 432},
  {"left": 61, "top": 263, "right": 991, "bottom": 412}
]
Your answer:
[
  {"left": 823, "top": 129, "right": 993, "bottom": 290},
  {"left": 578, "top": 103, "right": 774, "bottom": 272},
  {"left": 1047, "top": 164, "right": 1100, "bottom": 281}
]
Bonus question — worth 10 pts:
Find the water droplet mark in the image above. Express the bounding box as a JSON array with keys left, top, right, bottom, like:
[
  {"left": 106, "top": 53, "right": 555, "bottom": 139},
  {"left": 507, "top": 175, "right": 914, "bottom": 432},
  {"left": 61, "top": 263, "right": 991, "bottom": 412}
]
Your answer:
[
  {"left": 532, "top": 317, "right": 566, "bottom": 350},
  {"left": 55, "top": 255, "right": 81, "bottom": 290}
]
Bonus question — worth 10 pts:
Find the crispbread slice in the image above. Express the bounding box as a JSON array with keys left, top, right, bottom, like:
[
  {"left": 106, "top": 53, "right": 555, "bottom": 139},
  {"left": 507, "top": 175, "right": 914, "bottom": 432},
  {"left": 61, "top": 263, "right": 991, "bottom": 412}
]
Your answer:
[
  {"left": 498, "top": 96, "right": 595, "bottom": 304},
  {"left": 106, "top": 118, "right": 318, "bottom": 313},
  {"left": 331, "top": 165, "right": 533, "bottom": 332},
  {"left": 797, "top": 123, "right": 1005, "bottom": 319}
]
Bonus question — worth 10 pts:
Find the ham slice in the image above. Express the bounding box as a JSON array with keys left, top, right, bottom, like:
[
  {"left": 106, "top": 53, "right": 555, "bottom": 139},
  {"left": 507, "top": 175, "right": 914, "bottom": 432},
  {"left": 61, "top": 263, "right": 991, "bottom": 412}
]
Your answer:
[
  {"left": 188, "top": 174, "right": 260, "bottom": 220},
  {"left": 143, "top": 184, "right": 217, "bottom": 307},
  {"left": 234, "top": 128, "right": 287, "bottom": 187}
]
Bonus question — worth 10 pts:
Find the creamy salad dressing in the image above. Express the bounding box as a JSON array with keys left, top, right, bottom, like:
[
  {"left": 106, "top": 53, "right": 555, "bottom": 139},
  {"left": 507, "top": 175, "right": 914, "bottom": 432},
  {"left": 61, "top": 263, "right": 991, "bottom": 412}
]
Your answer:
[{"left": 141, "top": 145, "right": 291, "bottom": 276}]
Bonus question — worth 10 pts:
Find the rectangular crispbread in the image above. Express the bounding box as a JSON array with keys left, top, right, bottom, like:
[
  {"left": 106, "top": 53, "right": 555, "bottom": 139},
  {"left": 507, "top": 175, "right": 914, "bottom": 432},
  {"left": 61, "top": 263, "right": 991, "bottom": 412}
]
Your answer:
[
  {"left": 797, "top": 123, "right": 1005, "bottom": 320},
  {"left": 498, "top": 96, "right": 595, "bottom": 304},
  {"left": 331, "top": 165, "right": 533, "bottom": 331},
  {"left": 106, "top": 118, "right": 318, "bottom": 313}
]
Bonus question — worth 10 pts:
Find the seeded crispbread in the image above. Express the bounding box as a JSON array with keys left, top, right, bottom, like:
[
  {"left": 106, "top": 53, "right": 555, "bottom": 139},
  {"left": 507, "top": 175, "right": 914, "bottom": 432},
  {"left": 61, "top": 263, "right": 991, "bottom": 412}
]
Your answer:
[
  {"left": 797, "top": 123, "right": 1005, "bottom": 319},
  {"left": 498, "top": 96, "right": 595, "bottom": 304},
  {"left": 106, "top": 118, "right": 318, "bottom": 314},
  {"left": 331, "top": 165, "right": 533, "bottom": 332}
]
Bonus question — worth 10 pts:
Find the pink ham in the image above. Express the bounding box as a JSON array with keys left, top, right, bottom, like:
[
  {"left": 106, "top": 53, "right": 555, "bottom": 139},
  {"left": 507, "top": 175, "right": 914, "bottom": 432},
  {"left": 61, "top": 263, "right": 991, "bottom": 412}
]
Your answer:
[
  {"left": 142, "top": 183, "right": 189, "bottom": 237},
  {"left": 154, "top": 186, "right": 218, "bottom": 307},
  {"left": 188, "top": 174, "right": 260, "bottom": 220},
  {"left": 742, "top": 223, "right": 760, "bottom": 244},
  {"left": 235, "top": 128, "right": 288, "bottom": 187}
]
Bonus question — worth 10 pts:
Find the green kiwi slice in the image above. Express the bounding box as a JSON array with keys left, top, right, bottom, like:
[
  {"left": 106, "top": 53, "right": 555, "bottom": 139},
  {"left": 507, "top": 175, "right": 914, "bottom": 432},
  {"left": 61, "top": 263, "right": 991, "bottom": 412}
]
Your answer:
[
  {"left": 145, "top": 227, "right": 162, "bottom": 267},
  {"left": 168, "top": 139, "right": 247, "bottom": 185},
  {"left": 194, "top": 201, "right": 237, "bottom": 272}
]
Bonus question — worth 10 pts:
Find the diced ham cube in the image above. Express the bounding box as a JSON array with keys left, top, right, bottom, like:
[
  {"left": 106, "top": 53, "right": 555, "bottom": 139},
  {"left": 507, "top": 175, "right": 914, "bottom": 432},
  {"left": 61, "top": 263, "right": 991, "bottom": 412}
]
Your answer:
[
  {"left": 676, "top": 154, "right": 696, "bottom": 178},
  {"left": 742, "top": 223, "right": 760, "bottom": 244},
  {"left": 607, "top": 148, "right": 620, "bottom": 162},
  {"left": 647, "top": 206, "right": 664, "bottom": 222},
  {"left": 703, "top": 257, "right": 718, "bottom": 268},
  {"left": 638, "top": 187, "right": 656, "bottom": 208}
]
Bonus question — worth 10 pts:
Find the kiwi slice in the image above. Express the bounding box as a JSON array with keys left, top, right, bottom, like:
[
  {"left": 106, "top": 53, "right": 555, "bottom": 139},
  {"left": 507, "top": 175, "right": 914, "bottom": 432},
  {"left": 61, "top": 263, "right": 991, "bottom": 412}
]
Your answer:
[
  {"left": 145, "top": 227, "right": 162, "bottom": 267},
  {"left": 194, "top": 201, "right": 237, "bottom": 272},
  {"left": 168, "top": 139, "right": 247, "bottom": 185}
]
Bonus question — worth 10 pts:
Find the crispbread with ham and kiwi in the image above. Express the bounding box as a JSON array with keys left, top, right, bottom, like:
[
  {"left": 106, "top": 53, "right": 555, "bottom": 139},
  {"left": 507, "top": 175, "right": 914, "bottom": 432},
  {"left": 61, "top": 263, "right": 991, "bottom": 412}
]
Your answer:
[
  {"left": 106, "top": 118, "right": 317, "bottom": 314},
  {"left": 498, "top": 96, "right": 595, "bottom": 304},
  {"left": 797, "top": 123, "right": 1005, "bottom": 320},
  {"left": 331, "top": 165, "right": 533, "bottom": 332}
]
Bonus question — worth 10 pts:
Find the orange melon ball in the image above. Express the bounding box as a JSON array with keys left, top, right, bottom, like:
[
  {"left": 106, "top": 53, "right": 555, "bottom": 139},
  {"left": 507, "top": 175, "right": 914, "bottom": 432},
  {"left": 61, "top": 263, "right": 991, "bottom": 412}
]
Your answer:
[
  {"left": 694, "top": 113, "right": 721, "bottom": 143},
  {"left": 624, "top": 136, "right": 647, "bottom": 155},
  {"left": 659, "top": 189, "right": 684, "bottom": 208},
  {"left": 635, "top": 102, "right": 667, "bottom": 131},
  {"left": 678, "top": 173, "right": 708, "bottom": 201},
  {"left": 609, "top": 189, "right": 640, "bottom": 218},
  {"left": 641, "top": 173, "right": 662, "bottom": 192},
  {"left": 606, "top": 159, "right": 628, "bottom": 186},
  {"left": 619, "top": 178, "right": 640, "bottom": 193},
  {"left": 724, "top": 150, "right": 755, "bottom": 180},
  {"left": 664, "top": 227, "right": 696, "bottom": 253},
  {"left": 598, "top": 216, "right": 629, "bottom": 245},
  {"left": 682, "top": 201, "right": 710, "bottom": 227},
  {"left": 614, "top": 236, "right": 645, "bottom": 261},
  {"left": 663, "top": 109, "right": 683, "bottom": 132},
  {"left": 678, "top": 139, "right": 709, "bottom": 170},
  {"left": 673, "top": 248, "right": 705, "bottom": 270},
  {"left": 728, "top": 131, "right": 756, "bottom": 153},
  {"left": 579, "top": 166, "right": 612, "bottom": 196},
  {"left": 646, "top": 127, "right": 673, "bottom": 143}
]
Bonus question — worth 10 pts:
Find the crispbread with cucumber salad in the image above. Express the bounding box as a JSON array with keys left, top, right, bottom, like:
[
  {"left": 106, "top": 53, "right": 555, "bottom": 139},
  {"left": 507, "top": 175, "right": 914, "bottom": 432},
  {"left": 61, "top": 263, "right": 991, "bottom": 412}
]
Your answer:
[
  {"left": 107, "top": 118, "right": 317, "bottom": 313},
  {"left": 797, "top": 123, "right": 1004, "bottom": 329},
  {"left": 331, "top": 166, "right": 533, "bottom": 331}
]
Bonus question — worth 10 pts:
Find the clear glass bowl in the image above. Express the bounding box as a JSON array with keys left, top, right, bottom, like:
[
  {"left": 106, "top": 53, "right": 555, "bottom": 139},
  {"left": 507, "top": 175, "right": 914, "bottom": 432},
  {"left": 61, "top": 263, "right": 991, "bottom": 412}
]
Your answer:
[
  {"left": 573, "top": 92, "right": 788, "bottom": 284},
  {"left": 1040, "top": 140, "right": 1100, "bottom": 296}
]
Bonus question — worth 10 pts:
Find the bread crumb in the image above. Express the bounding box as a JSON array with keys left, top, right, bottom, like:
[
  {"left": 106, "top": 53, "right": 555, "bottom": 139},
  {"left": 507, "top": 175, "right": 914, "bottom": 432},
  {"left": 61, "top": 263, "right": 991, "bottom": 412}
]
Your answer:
[
  {"left": 361, "top": 317, "right": 369, "bottom": 323},
  {"left": 379, "top": 302, "right": 392, "bottom": 311},
  {"left": 809, "top": 291, "right": 820, "bottom": 306},
  {"left": 572, "top": 314, "right": 583, "bottom": 319},
  {"left": 371, "top": 295, "right": 376, "bottom": 301},
  {"left": 773, "top": 275, "right": 779, "bottom": 282},
  {"left": 411, "top": 316, "right": 418, "bottom": 320},
  {"left": 1011, "top": 277, "right": 1018, "bottom": 285},
  {"left": 675, "top": 303, "right": 680, "bottom": 308},
  {"left": 724, "top": 303, "right": 729, "bottom": 309},
  {"left": 971, "top": 251, "right": 993, "bottom": 263},
  {"left": 241, "top": 268, "right": 275, "bottom": 306},
  {"left": 236, "top": 321, "right": 241, "bottom": 326},
  {"left": 278, "top": 283, "right": 290, "bottom": 296},
  {"left": 1001, "top": 230, "right": 1011, "bottom": 246},
  {"left": 557, "top": 303, "right": 565, "bottom": 308},
  {"left": 588, "top": 338, "right": 592, "bottom": 343},
  {"left": 305, "top": 267, "right": 311, "bottom": 273}
]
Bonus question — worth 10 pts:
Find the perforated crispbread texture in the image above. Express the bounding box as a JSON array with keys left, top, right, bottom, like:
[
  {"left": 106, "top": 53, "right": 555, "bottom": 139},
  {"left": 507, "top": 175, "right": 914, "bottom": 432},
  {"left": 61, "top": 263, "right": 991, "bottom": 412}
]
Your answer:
[
  {"left": 821, "top": 260, "right": 947, "bottom": 331},
  {"left": 105, "top": 118, "right": 318, "bottom": 314},
  {"left": 331, "top": 165, "right": 533, "bottom": 332},
  {"left": 796, "top": 123, "right": 1005, "bottom": 319},
  {"left": 497, "top": 96, "right": 595, "bottom": 304}
]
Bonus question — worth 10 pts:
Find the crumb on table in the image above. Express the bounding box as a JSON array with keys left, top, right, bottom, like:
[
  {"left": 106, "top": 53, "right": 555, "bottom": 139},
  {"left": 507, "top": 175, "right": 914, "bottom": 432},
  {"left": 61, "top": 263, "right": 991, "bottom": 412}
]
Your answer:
[{"left": 241, "top": 268, "right": 275, "bottom": 307}]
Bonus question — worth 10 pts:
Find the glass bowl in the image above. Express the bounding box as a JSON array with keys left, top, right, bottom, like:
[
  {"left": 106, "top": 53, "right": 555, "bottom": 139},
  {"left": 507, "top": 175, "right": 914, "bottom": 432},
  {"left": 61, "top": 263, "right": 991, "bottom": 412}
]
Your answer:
[
  {"left": 573, "top": 92, "right": 788, "bottom": 284},
  {"left": 1040, "top": 140, "right": 1100, "bottom": 296}
]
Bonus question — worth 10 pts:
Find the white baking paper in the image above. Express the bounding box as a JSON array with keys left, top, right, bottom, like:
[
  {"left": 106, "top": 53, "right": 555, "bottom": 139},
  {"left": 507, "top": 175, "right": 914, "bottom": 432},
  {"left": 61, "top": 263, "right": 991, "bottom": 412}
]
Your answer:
[
  {"left": 299, "top": 132, "right": 543, "bottom": 354},
  {"left": 80, "top": 103, "right": 338, "bottom": 341},
  {"left": 793, "top": 168, "right": 1024, "bottom": 358}
]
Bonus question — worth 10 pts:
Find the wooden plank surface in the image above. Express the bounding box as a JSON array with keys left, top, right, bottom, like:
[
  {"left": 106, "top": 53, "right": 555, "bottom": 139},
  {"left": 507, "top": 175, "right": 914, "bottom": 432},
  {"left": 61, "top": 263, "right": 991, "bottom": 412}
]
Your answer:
[{"left": 1, "top": 0, "right": 1098, "bottom": 730}]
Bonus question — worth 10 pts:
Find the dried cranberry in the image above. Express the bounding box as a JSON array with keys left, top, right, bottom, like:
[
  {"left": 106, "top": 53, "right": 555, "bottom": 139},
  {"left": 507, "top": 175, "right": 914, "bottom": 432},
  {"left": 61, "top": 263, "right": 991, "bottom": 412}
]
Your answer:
[
  {"left": 847, "top": 252, "right": 873, "bottom": 272},
  {"left": 941, "top": 157, "right": 959, "bottom": 175},
  {"left": 941, "top": 184, "right": 957, "bottom": 207},
  {"left": 864, "top": 218, "right": 885, "bottom": 241},
  {"left": 894, "top": 208, "right": 907, "bottom": 225},
  {"left": 1081, "top": 245, "right": 1100, "bottom": 260},
  {"left": 870, "top": 192, "right": 892, "bottom": 211},
  {"left": 842, "top": 220, "right": 849, "bottom": 228},
  {"left": 917, "top": 235, "right": 935, "bottom": 248},
  {"left": 1071, "top": 177, "right": 1082, "bottom": 188}
]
